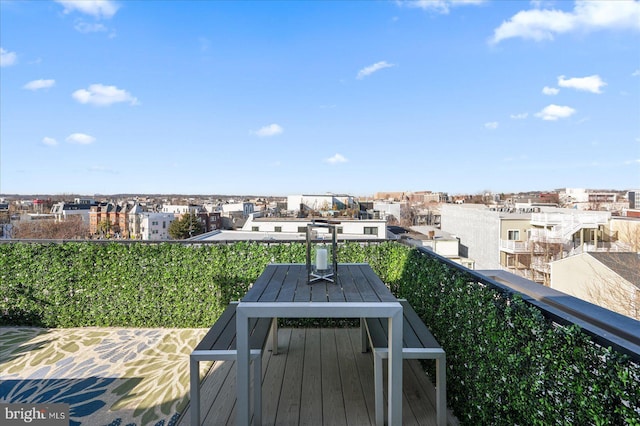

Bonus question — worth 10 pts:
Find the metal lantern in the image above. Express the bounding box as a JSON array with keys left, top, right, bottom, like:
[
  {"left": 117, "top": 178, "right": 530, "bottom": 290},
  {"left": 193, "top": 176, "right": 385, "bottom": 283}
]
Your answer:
[{"left": 306, "top": 220, "right": 338, "bottom": 284}]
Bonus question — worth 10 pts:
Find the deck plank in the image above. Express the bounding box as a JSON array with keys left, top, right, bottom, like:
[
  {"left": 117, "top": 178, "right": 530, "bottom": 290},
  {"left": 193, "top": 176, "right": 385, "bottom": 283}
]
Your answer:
[
  {"left": 321, "top": 328, "right": 347, "bottom": 425},
  {"left": 335, "top": 328, "right": 372, "bottom": 425},
  {"left": 300, "top": 328, "right": 323, "bottom": 425},
  {"left": 275, "top": 328, "right": 305, "bottom": 424},
  {"left": 180, "top": 328, "right": 456, "bottom": 426}
]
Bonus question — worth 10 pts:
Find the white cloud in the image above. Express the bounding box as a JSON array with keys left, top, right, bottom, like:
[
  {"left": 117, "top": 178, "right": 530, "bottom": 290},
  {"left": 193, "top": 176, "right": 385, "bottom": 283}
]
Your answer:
[
  {"left": 55, "top": 0, "right": 120, "bottom": 19},
  {"left": 490, "top": 0, "right": 640, "bottom": 44},
  {"left": 72, "top": 84, "right": 139, "bottom": 106},
  {"left": 74, "top": 22, "right": 108, "bottom": 33},
  {"left": 23, "top": 79, "right": 56, "bottom": 91},
  {"left": 558, "top": 74, "right": 606, "bottom": 93},
  {"left": 399, "top": 0, "right": 486, "bottom": 14},
  {"left": 535, "top": 104, "right": 576, "bottom": 121},
  {"left": 484, "top": 121, "right": 499, "bottom": 129},
  {"left": 0, "top": 47, "right": 17, "bottom": 67},
  {"left": 325, "top": 153, "right": 348, "bottom": 164},
  {"left": 253, "top": 124, "right": 283, "bottom": 137},
  {"left": 633, "top": 69, "right": 640, "bottom": 77},
  {"left": 510, "top": 112, "right": 528, "bottom": 119},
  {"left": 357, "top": 61, "right": 395, "bottom": 79},
  {"left": 87, "top": 165, "right": 117, "bottom": 174},
  {"left": 542, "top": 86, "right": 559, "bottom": 95},
  {"left": 66, "top": 133, "right": 96, "bottom": 144},
  {"left": 42, "top": 137, "right": 58, "bottom": 146}
]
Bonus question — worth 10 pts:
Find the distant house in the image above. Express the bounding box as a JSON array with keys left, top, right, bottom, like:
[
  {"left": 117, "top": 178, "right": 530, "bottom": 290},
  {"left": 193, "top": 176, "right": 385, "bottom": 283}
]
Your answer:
[
  {"left": 241, "top": 215, "right": 386, "bottom": 239},
  {"left": 287, "top": 194, "right": 354, "bottom": 213},
  {"left": 51, "top": 202, "right": 94, "bottom": 223},
  {"left": 161, "top": 204, "right": 202, "bottom": 216},
  {"left": 550, "top": 252, "right": 640, "bottom": 320},
  {"left": 89, "top": 203, "right": 127, "bottom": 237},
  {"left": 140, "top": 213, "right": 175, "bottom": 240},
  {"left": 127, "top": 204, "right": 145, "bottom": 239}
]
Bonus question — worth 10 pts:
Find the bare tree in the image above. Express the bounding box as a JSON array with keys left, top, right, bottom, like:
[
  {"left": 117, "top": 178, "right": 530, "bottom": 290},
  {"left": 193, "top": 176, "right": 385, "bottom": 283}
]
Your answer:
[
  {"left": 583, "top": 253, "right": 640, "bottom": 321},
  {"left": 13, "top": 216, "right": 90, "bottom": 239},
  {"left": 613, "top": 220, "right": 640, "bottom": 252}
]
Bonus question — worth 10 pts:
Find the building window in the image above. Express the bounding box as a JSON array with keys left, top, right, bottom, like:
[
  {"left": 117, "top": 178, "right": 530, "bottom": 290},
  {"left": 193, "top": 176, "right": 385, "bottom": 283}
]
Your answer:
[
  {"left": 298, "top": 226, "right": 307, "bottom": 233},
  {"left": 252, "top": 226, "right": 259, "bottom": 232},
  {"left": 163, "top": 221, "right": 166, "bottom": 229},
  {"left": 507, "top": 230, "right": 520, "bottom": 241},
  {"left": 337, "top": 227, "right": 343, "bottom": 234},
  {"left": 364, "top": 227, "right": 378, "bottom": 236},
  {"left": 274, "top": 226, "right": 282, "bottom": 233}
]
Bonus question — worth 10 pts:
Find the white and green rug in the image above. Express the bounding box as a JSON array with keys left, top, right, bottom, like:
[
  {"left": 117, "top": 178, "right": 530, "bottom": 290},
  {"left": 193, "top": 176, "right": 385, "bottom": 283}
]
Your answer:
[{"left": 0, "top": 327, "right": 210, "bottom": 426}]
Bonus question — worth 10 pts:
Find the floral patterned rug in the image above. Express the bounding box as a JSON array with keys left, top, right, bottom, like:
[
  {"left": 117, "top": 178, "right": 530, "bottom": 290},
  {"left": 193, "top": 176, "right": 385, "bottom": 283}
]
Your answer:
[{"left": 0, "top": 327, "right": 209, "bottom": 426}]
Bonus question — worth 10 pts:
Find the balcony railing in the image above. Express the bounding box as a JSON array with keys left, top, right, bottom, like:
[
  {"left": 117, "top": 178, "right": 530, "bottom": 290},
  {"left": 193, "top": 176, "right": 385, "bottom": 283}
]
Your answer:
[{"left": 499, "top": 239, "right": 531, "bottom": 253}]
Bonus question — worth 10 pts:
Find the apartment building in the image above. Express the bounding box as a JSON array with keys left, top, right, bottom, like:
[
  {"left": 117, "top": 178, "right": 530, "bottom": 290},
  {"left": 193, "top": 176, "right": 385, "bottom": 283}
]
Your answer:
[
  {"left": 440, "top": 204, "right": 503, "bottom": 269},
  {"left": 441, "top": 204, "right": 630, "bottom": 285},
  {"left": 241, "top": 215, "right": 386, "bottom": 239},
  {"left": 140, "top": 213, "right": 175, "bottom": 240},
  {"left": 161, "top": 204, "right": 202, "bottom": 216},
  {"left": 287, "top": 194, "right": 355, "bottom": 213},
  {"left": 630, "top": 191, "right": 639, "bottom": 209},
  {"left": 89, "top": 203, "right": 128, "bottom": 237}
]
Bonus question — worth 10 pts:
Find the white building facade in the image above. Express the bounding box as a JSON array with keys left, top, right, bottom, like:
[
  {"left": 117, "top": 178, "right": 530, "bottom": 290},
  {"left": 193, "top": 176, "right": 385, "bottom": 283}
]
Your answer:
[
  {"left": 241, "top": 215, "right": 386, "bottom": 239},
  {"left": 140, "top": 213, "right": 175, "bottom": 240}
]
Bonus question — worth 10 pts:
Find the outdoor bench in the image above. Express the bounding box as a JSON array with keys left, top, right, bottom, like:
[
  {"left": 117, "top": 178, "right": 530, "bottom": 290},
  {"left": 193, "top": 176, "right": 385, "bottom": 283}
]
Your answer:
[
  {"left": 190, "top": 301, "right": 274, "bottom": 426},
  {"left": 364, "top": 299, "right": 446, "bottom": 426}
]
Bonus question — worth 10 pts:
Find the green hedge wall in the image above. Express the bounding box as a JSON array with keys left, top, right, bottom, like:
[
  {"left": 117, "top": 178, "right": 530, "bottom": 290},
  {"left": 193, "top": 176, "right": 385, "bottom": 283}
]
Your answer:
[
  {"left": 0, "top": 241, "right": 400, "bottom": 328},
  {"left": 1, "top": 241, "right": 638, "bottom": 424},
  {"left": 396, "top": 248, "right": 640, "bottom": 426}
]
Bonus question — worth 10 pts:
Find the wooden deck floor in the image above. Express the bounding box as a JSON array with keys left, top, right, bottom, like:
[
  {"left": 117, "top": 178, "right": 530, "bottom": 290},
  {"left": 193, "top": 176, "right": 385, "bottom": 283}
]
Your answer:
[{"left": 179, "top": 328, "right": 458, "bottom": 426}]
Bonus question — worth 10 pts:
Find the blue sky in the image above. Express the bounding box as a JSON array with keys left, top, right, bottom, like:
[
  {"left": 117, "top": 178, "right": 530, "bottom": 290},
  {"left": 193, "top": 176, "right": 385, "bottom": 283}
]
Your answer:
[{"left": 1, "top": 0, "right": 639, "bottom": 196}]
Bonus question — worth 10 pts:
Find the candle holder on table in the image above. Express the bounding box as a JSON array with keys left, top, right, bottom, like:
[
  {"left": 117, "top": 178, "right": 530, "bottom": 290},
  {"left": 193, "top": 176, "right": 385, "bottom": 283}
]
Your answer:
[{"left": 306, "top": 220, "right": 338, "bottom": 284}]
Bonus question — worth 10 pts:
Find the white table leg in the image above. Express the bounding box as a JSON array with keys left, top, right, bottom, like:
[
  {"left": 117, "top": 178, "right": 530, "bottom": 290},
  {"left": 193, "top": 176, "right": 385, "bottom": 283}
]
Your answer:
[
  {"left": 190, "top": 357, "right": 200, "bottom": 426},
  {"left": 388, "top": 308, "right": 403, "bottom": 425},
  {"left": 437, "top": 355, "right": 446, "bottom": 426},
  {"left": 236, "top": 307, "right": 250, "bottom": 426}
]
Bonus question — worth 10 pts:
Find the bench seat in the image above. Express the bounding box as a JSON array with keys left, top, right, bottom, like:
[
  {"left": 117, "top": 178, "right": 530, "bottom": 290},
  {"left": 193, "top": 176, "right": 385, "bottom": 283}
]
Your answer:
[
  {"left": 365, "top": 299, "right": 446, "bottom": 426},
  {"left": 190, "top": 302, "right": 274, "bottom": 426}
]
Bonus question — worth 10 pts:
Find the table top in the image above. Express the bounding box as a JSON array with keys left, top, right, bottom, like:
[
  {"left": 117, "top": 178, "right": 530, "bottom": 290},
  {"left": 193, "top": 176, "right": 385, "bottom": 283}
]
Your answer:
[{"left": 241, "top": 263, "right": 398, "bottom": 304}]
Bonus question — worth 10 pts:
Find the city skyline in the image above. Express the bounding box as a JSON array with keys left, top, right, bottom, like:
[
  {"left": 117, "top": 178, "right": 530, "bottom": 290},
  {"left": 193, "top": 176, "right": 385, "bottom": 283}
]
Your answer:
[{"left": 1, "top": 0, "right": 639, "bottom": 196}]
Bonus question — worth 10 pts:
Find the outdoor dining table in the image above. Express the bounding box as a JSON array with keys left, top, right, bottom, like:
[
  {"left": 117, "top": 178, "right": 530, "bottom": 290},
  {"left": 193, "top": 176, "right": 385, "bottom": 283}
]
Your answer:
[{"left": 236, "top": 263, "right": 403, "bottom": 425}]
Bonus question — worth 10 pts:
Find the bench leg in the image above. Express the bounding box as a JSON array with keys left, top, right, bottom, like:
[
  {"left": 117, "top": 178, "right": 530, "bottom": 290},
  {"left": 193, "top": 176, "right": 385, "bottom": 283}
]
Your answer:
[
  {"left": 437, "top": 356, "right": 446, "bottom": 426},
  {"left": 253, "top": 351, "right": 262, "bottom": 426},
  {"left": 374, "top": 351, "right": 384, "bottom": 426},
  {"left": 360, "top": 318, "right": 369, "bottom": 353},
  {"left": 190, "top": 357, "right": 200, "bottom": 426},
  {"left": 271, "top": 317, "right": 279, "bottom": 355}
]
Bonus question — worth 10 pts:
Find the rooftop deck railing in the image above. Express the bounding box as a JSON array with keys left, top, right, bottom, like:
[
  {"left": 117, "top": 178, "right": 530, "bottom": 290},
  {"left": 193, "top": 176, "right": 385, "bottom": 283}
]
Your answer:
[{"left": 1, "top": 240, "right": 638, "bottom": 425}]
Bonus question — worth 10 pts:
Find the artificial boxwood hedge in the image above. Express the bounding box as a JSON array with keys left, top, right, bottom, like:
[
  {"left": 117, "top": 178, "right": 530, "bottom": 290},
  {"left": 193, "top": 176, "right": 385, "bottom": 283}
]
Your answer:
[
  {"left": 1, "top": 241, "right": 638, "bottom": 424},
  {"left": 0, "top": 241, "right": 399, "bottom": 328},
  {"left": 395, "top": 249, "right": 639, "bottom": 426}
]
